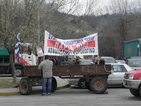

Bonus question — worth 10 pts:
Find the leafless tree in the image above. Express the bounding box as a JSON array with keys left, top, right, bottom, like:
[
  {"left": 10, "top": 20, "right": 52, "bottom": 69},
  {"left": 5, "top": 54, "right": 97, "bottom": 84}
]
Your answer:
[
  {"left": 0, "top": 0, "right": 45, "bottom": 83},
  {"left": 103, "top": 0, "right": 136, "bottom": 57},
  {"left": 0, "top": 0, "right": 83, "bottom": 83}
]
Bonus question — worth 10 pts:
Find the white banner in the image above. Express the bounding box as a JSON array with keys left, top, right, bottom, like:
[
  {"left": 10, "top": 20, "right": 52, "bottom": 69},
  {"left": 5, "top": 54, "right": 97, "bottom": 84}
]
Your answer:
[{"left": 44, "top": 30, "right": 99, "bottom": 56}]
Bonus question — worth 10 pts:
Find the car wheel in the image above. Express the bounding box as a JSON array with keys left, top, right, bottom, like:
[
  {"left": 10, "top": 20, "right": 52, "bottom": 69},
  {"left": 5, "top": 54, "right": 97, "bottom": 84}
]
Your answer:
[
  {"left": 129, "top": 89, "right": 140, "bottom": 97},
  {"left": 78, "top": 78, "right": 86, "bottom": 89}
]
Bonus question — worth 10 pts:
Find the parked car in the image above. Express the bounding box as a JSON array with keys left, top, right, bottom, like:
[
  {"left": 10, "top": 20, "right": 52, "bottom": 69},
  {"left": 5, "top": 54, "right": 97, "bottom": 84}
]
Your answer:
[
  {"left": 115, "top": 60, "right": 126, "bottom": 64},
  {"left": 123, "top": 68, "right": 141, "bottom": 97},
  {"left": 126, "top": 58, "right": 141, "bottom": 69},
  {"left": 101, "top": 56, "right": 116, "bottom": 63},
  {"left": 107, "top": 63, "right": 133, "bottom": 87},
  {"left": 67, "top": 63, "right": 133, "bottom": 88}
]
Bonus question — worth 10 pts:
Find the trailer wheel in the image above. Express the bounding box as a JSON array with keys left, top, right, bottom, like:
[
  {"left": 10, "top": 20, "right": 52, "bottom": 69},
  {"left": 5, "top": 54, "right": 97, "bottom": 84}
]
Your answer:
[
  {"left": 15, "top": 66, "right": 23, "bottom": 77},
  {"left": 89, "top": 77, "right": 107, "bottom": 94},
  {"left": 129, "top": 89, "right": 140, "bottom": 97},
  {"left": 19, "top": 78, "right": 32, "bottom": 95},
  {"left": 78, "top": 78, "right": 86, "bottom": 89},
  {"left": 46, "top": 77, "right": 57, "bottom": 93}
]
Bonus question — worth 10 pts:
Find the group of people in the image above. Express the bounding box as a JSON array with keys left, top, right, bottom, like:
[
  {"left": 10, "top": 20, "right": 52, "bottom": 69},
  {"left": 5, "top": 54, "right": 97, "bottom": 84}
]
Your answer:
[{"left": 50, "top": 56, "right": 58, "bottom": 65}]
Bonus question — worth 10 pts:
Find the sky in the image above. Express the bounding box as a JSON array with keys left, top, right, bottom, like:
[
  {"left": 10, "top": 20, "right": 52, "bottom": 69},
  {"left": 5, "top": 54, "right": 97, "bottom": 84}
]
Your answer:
[{"left": 59, "top": 0, "right": 139, "bottom": 16}]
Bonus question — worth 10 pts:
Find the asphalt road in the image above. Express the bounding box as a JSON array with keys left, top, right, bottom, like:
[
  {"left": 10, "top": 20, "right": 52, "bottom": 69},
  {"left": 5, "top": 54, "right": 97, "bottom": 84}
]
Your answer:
[{"left": 0, "top": 86, "right": 140, "bottom": 106}]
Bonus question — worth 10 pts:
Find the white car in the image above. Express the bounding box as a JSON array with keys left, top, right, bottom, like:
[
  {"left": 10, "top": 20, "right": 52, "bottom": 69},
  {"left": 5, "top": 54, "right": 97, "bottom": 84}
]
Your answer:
[
  {"left": 67, "top": 63, "right": 133, "bottom": 88},
  {"left": 107, "top": 63, "right": 133, "bottom": 87},
  {"left": 115, "top": 60, "right": 126, "bottom": 64},
  {"left": 101, "top": 56, "right": 116, "bottom": 63}
]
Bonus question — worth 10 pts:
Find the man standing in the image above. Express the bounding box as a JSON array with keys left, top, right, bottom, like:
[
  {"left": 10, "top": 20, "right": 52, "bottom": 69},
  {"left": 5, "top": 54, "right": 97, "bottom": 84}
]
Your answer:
[{"left": 38, "top": 55, "right": 53, "bottom": 96}]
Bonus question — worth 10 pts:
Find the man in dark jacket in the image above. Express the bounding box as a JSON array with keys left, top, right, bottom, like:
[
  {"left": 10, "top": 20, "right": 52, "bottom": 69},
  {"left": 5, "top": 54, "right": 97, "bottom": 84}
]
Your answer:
[
  {"left": 95, "top": 56, "right": 105, "bottom": 65},
  {"left": 38, "top": 55, "right": 53, "bottom": 96}
]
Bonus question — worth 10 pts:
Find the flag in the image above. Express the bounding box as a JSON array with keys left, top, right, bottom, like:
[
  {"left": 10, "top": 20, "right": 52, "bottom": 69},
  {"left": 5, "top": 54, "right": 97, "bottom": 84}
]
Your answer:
[{"left": 15, "top": 31, "right": 21, "bottom": 62}]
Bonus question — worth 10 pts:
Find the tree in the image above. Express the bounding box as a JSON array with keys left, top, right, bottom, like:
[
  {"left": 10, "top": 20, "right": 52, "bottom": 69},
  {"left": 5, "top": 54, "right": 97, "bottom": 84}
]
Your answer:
[
  {"left": 0, "top": 0, "right": 21, "bottom": 83},
  {"left": 0, "top": 0, "right": 45, "bottom": 83},
  {"left": 0, "top": 0, "right": 83, "bottom": 83},
  {"left": 104, "top": 0, "right": 136, "bottom": 57}
]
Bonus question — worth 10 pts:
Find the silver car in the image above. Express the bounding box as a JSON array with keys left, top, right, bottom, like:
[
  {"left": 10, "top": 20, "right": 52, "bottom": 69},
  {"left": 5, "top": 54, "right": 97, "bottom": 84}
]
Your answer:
[
  {"left": 101, "top": 56, "right": 116, "bottom": 63},
  {"left": 126, "top": 58, "right": 141, "bottom": 69},
  {"left": 107, "top": 63, "right": 133, "bottom": 87},
  {"left": 67, "top": 63, "right": 133, "bottom": 88}
]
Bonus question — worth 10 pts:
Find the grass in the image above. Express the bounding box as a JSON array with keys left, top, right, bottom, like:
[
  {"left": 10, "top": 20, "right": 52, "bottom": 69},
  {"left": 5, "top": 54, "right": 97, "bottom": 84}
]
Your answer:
[{"left": 0, "top": 79, "right": 20, "bottom": 89}]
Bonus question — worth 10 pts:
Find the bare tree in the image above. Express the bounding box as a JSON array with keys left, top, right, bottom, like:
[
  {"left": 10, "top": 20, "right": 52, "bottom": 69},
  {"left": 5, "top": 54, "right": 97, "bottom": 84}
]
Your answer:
[
  {"left": 0, "top": 0, "right": 21, "bottom": 83},
  {"left": 104, "top": 0, "right": 136, "bottom": 57},
  {"left": 38, "top": 0, "right": 100, "bottom": 41},
  {"left": 0, "top": 0, "right": 45, "bottom": 83}
]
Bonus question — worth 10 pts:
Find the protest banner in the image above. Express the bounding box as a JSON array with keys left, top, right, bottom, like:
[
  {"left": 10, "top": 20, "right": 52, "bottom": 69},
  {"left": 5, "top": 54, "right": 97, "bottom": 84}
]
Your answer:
[{"left": 44, "top": 30, "right": 98, "bottom": 56}]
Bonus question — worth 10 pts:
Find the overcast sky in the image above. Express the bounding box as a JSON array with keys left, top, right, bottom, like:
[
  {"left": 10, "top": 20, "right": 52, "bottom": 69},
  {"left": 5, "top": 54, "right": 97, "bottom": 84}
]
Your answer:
[{"left": 59, "top": 0, "right": 139, "bottom": 16}]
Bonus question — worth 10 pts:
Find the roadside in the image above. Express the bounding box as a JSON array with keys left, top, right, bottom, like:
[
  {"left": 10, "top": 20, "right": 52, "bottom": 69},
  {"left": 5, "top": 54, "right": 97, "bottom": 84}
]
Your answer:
[
  {"left": 0, "top": 76, "right": 69, "bottom": 96},
  {"left": 0, "top": 78, "right": 21, "bottom": 89}
]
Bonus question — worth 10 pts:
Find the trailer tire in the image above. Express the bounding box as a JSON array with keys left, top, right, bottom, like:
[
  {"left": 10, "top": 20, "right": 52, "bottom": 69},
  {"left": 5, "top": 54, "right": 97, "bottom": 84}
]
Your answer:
[
  {"left": 46, "top": 77, "right": 57, "bottom": 93},
  {"left": 15, "top": 66, "right": 23, "bottom": 77},
  {"left": 89, "top": 77, "right": 107, "bottom": 94},
  {"left": 129, "top": 89, "right": 140, "bottom": 97},
  {"left": 78, "top": 78, "right": 86, "bottom": 89},
  {"left": 19, "top": 78, "right": 32, "bottom": 95}
]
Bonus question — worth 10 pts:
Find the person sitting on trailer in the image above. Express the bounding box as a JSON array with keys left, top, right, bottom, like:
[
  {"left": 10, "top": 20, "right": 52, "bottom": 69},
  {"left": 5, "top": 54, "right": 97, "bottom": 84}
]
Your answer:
[
  {"left": 75, "top": 56, "right": 80, "bottom": 64},
  {"left": 95, "top": 56, "right": 105, "bottom": 65}
]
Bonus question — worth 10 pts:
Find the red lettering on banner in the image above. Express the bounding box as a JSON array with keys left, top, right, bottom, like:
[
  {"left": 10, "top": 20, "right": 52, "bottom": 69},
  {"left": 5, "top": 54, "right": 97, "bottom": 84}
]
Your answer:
[
  {"left": 54, "top": 42, "right": 59, "bottom": 48},
  {"left": 59, "top": 43, "right": 64, "bottom": 49},
  {"left": 76, "top": 42, "right": 88, "bottom": 49},
  {"left": 47, "top": 40, "right": 95, "bottom": 51}
]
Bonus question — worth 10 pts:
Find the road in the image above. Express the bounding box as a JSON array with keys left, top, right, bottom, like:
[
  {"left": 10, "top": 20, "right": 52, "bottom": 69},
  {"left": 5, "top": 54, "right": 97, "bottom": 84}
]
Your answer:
[{"left": 0, "top": 86, "right": 140, "bottom": 106}]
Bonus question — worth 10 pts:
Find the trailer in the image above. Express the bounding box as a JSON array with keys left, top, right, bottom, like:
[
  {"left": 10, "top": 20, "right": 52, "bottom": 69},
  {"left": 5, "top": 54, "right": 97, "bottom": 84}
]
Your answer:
[
  {"left": 19, "top": 64, "right": 111, "bottom": 95},
  {"left": 124, "top": 39, "right": 141, "bottom": 58}
]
